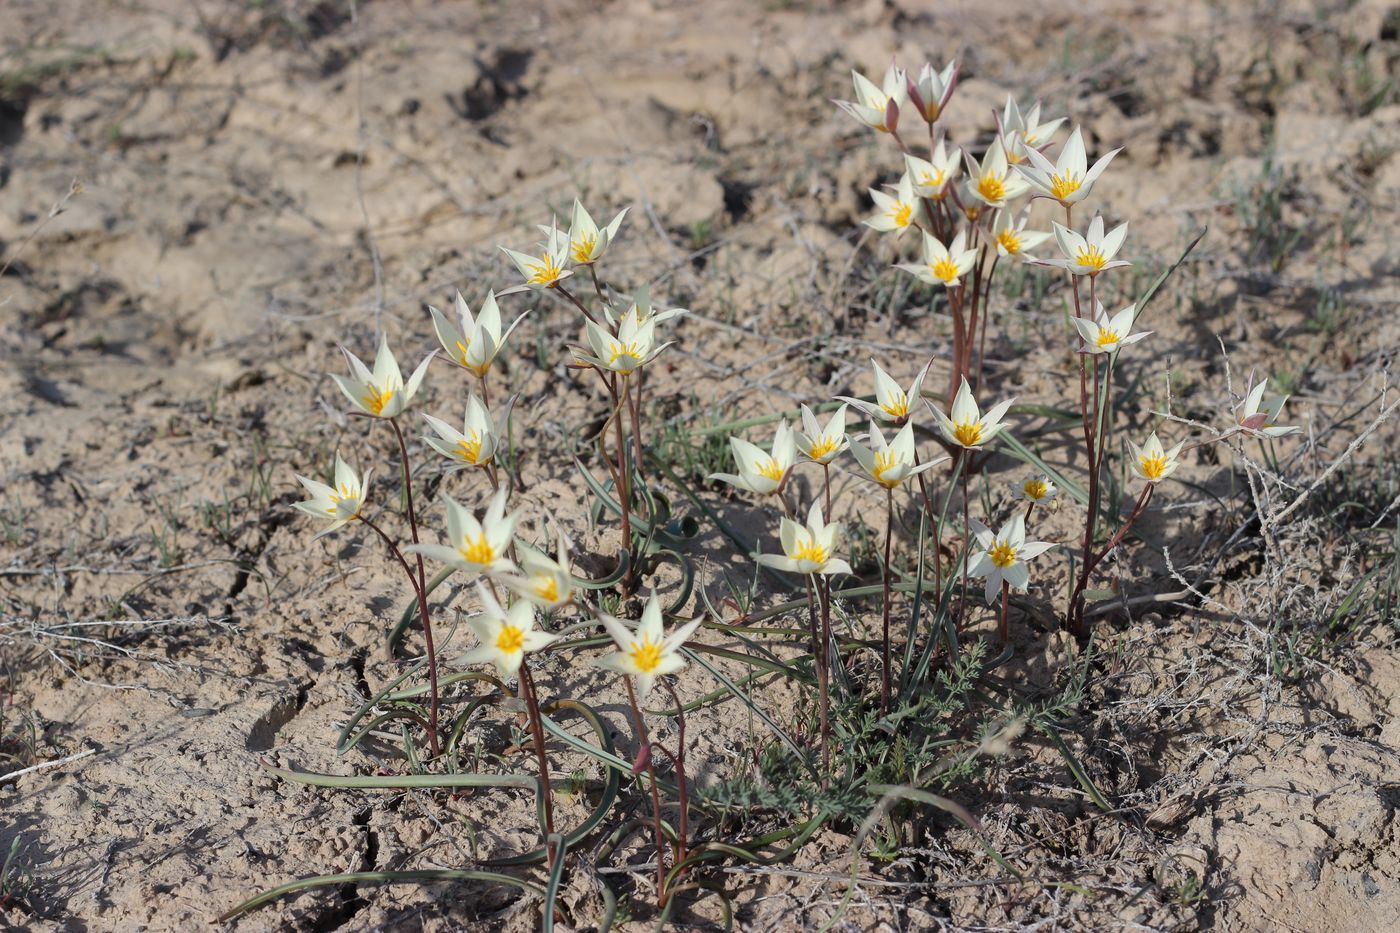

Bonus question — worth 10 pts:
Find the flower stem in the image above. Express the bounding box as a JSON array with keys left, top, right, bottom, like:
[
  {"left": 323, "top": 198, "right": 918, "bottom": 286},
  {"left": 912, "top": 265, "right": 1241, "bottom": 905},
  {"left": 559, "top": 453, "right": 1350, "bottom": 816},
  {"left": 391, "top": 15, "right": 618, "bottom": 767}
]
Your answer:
[
  {"left": 518, "top": 658, "right": 556, "bottom": 868},
  {"left": 999, "top": 579, "right": 1010, "bottom": 648},
  {"left": 817, "top": 574, "right": 832, "bottom": 782},
  {"left": 880, "top": 485, "right": 894, "bottom": 715},
  {"left": 624, "top": 677, "right": 668, "bottom": 907},
  {"left": 660, "top": 679, "right": 690, "bottom": 874},
  {"left": 386, "top": 418, "right": 440, "bottom": 757},
  {"left": 605, "top": 374, "right": 633, "bottom": 593},
  {"left": 553, "top": 282, "right": 601, "bottom": 327},
  {"left": 357, "top": 514, "right": 440, "bottom": 756}
]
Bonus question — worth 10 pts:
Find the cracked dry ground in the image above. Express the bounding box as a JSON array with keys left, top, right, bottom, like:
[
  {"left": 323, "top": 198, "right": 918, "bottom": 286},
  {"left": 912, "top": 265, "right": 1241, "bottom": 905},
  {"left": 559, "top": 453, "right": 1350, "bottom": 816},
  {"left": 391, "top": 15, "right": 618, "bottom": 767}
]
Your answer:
[{"left": 3, "top": 0, "right": 1400, "bottom": 931}]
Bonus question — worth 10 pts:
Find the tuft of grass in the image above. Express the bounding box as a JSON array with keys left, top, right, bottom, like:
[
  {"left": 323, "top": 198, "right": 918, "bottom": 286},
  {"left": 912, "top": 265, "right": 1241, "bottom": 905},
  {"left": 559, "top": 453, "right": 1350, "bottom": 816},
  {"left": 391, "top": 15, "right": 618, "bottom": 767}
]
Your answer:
[{"left": 1230, "top": 150, "right": 1302, "bottom": 274}]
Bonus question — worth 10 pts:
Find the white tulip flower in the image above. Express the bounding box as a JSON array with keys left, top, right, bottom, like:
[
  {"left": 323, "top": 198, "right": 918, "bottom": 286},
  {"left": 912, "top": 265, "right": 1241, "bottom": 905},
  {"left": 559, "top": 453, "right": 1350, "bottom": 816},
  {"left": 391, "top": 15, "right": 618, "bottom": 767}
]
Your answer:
[
  {"left": 499, "top": 223, "right": 574, "bottom": 293},
  {"left": 992, "top": 209, "right": 1051, "bottom": 259},
  {"left": 932, "top": 377, "right": 1015, "bottom": 450},
  {"left": 849, "top": 421, "right": 946, "bottom": 489},
  {"left": 1016, "top": 126, "right": 1120, "bottom": 206},
  {"left": 429, "top": 289, "right": 527, "bottom": 378},
  {"left": 458, "top": 583, "right": 559, "bottom": 679},
  {"left": 998, "top": 96, "right": 1065, "bottom": 164},
  {"left": 1040, "top": 214, "right": 1130, "bottom": 276},
  {"left": 499, "top": 533, "right": 574, "bottom": 611},
  {"left": 293, "top": 453, "right": 370, "bottom": 538},
  {"left": 963, "top": 137, "right": 1028, "bottom": 209},
  {"left": 1129, "top": 432, "right": 1184, "bottom": 484},
  {"left": 797, "top": 403, "right": 849, "bottom": 465},
  {"left": 757, "top": 500, "right": 852, "bottom": 576},
  {"left": 967, "top": 513, "right": 1056, "bottom": 605},
  {"left": 332, "top": 336, "right": 433, "bottom": 419},
  {"left": 837, "top": 358, "right": 930, "bottom": 425},
  {"left": 1073, "top": 300, "right": 1149, "bottom": 355},
  {"left": 865, "top": 171, "right": 926, "bottom": 235},
  {"left": 579, "top": 311, "right": 671, "bottom": 375},
  {"left": 1016, "top": 474, "right": 1058, "bottom": 505},
  {"left": 407, "top": 486, "right": 518, "bottom": 575},
  {"left": 554, "top": 199, "right": 629, "bottom": 265},
  {"left": 833, "top": 63, "right": 908, "bottom": 134},
  {"left": 594, "top": 593, "right": 703, "bottom": 699},
  {"left": 709, "top": 421, "right": 797, "bottom": 496},
  {"left": 1237, "top": 378, "right": 1300, "bottom": 438},
  {"left": 897, "top": 229, "right": 978, "bottom": 288},
  {"left": 905, "top": 143, "right": 961, "bottom": 200},
  {"left": 908, "top": 60, "right": 958, "bottom": 123},
  {"left": 422, "top": 393, "right": 509, "bottom": 469}
]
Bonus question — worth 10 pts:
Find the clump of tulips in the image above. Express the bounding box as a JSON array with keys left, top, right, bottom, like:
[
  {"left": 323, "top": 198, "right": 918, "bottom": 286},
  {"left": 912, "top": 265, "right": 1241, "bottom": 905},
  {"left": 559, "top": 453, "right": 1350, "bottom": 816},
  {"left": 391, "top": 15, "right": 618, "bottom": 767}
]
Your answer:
[{"left": 228, "top": 54, "right": 1300, "bottom": 928}]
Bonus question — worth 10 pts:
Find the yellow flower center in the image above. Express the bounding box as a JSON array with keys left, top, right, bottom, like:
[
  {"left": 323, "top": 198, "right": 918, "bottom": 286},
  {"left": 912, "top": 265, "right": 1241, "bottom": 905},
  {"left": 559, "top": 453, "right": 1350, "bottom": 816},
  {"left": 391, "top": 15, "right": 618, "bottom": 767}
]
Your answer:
[
  {"left": 1095, "top": 328, "right": 1121, "bottom": 348},
  {"left": 755, "top": 458, "right": 785, "bottom": 483},
  {"left": 920, "top": 168, "right": 946, "bottom": 190},
  {"left": 932, "top": 257, "right": 960, "bottom": 283},
  {"left": 629, "top": 638, "right": 664, "bottom": 673},
  {"left": 793, "top": 540, "right": 828, "bottom": 565},
  {"left": 989, "top": 540, "right": 1018, "bottom": 568},
  {"left": 953, "top": 420, "right": 982, "bottom": 447},
  {"left": 890, "top": 202, "right": 913, "bottom": 227},
  {"left": 534, "top": 577, "right": 560, "bottom": 604},
  {"left": 456, "top": 430, "right": 484, "bottom": 464},
  {"left": 609, "top": 341, "right": 644, "bottom": 367},
  {"left": 879, "top": 390, "right": 909, "bottom": 419},
  {"left": 873, "top": 450, "right": 900, "bottom": 485},
  {"left": 526, "top": 254, "right": 564, "bottom": 286},
  {"left": 1076, "top": 245, "right": 1108, "bottom": 271},
  {"left": 996, "top": 230, "right": 1022, "bottom": 254},
  {"left": 460, "top": 533, "right": 496, "bottom": 567},
  {"left": 571, "top": 234, "right": 597, "bottom": 264},
  {"left": 1023, "top": 478, "right": 1048, "bottom": 500},
  {"left": 1050, "top": 172, "right": 1082, "bottom": 200},
  {"left": 495, "top": 623, "right": 525, "bottom": 653},
  {"left": 455, "top": 338, "right": 472, "bottom": 364},
  {"left": 361, "top": 383, "right": 395, "bottom": 415},
  {"left": 977, "top": 172, "right": 1006, "bottom": 203},
  {"left": 1139, "top": 453, "right": 1167, "bottom": 480},
  {"left": 807, "top": 436, "right": 839, "bottom": 461}
]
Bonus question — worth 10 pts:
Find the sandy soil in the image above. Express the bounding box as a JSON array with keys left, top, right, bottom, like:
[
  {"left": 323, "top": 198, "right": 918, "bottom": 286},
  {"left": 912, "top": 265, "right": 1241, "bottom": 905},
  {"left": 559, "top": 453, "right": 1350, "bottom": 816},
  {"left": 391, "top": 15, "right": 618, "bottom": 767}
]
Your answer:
[{"left": 2, "top": 0, "right": 1398, "bottom": 930}]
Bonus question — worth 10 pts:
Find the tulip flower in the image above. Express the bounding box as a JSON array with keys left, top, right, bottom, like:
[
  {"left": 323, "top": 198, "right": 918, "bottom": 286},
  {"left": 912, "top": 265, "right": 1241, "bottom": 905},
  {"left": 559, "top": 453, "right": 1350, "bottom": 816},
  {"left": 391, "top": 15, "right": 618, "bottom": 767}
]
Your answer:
[
  {"left": 833, "top": 63, "right": 907, "bottom": 134},
  {"left": 837, "top": 358, "right": 930, "bottom": 425},
  {"left": 1129, "top": 432, "right": 1184, "bottom": 484},
  {"left": 407, "top": 486, "right": 517, "bottom": 575},
  {"left": 905, "top": 143, "right": 961, "bottom": 200},
  {"left": 998, "top": 96, "right": 1065, "bottom": 164},
  {"left": 849, "top": 420, "right": 945, "bottom": 488},
  {"left": 897, "top": 229, "right": 978, "bottom": 288},
  {"left": 604, "top": 286, "right": 688, "bottom": 329},
  {"left": 864, "top": 171, "right": 925, "bottom": 235},
  {"left": 709, "top": 421, "right": 797, "bottom": 496},
  {"left": 992, "top": 209, "right": 1051, "bottom": 259},
  {"left": 932, "top": 377, "right": 1015, "bottom": 450},
  {"left": 457, "top": 583, "right": 559, "bottom": 679},
  {"left": 332, "top": 336, "right": 433, "bottom": 419},
  {"left": 1041, "top": 214, "right": 1130, "bottom": 276},
  {"left": 756, "top": 500, "right": 852, "bottom": 576},
  {"left": 1073, "top": 300, "right": 1149, "bottom": 354},
  {"left": 293, "top": 453, "right": 370, "bottom": 537},
  {"left": 500, "top": 533, "right": 574, "bottom": 611},
  {"left": 595, "top": 593, "right": 703, "bottom": 699},
  {"left": 1016, "top": 126, "right": 1121, "bottom": 207},
  {"left": 556, "top": 199, "right": 629, "bottom": 265},
  {"left": 967, "top": 513, "right": 1055, "bottom": 605},
  {"left": 963, "top": 137, "right": 1028, "bottom": 209},
  {"left": 1237, "top": 378, "right": 1300, "bottom": 437},
  {"left": 1017, "top": 474, "right": 1058, "bottom": 505},
  {"left": 579, "top": 311, "right": 671, "bottom": 375},
  {"left": 428, "top": 289, "right": 527, "bottom": 377},
  {"left": 499, "top": 223, "right": 574, "bottom": 293},
  {"left": 422, "top": 393, "right": 510, "bottom": 469},
  {"left": 907, "top": 60, "right": 958, "bottom": 123},
  {"left": 797, "top": 403, "right": 849, "bottom": 464}
]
